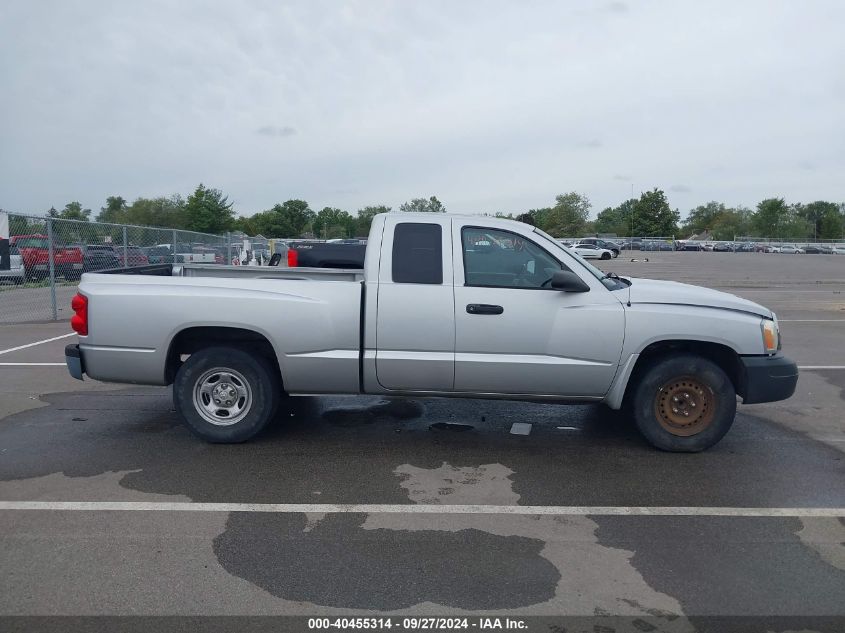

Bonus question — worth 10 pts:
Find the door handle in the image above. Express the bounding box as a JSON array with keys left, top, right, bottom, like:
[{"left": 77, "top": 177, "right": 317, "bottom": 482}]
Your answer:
[{"left": 466, "top": 304, "right": 504, "bottom": 315}]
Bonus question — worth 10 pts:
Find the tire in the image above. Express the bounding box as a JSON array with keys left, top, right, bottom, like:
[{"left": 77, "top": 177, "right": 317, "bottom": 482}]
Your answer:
[
  {"left": 629, "top": 354, "right": 736, "bottom": 452},
  {"left": 173, "top": 346, "right": 280, "bottom": 443},
  {"left": 600, "top": 252, "right": 611, "bottom": 260}
]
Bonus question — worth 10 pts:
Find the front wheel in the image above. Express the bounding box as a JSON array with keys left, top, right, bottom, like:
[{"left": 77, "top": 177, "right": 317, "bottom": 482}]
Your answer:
[
  {"left": 173, "top": 346, "right": 280, "bottom": 443},
  {"left": 630, "top": 354, "right": 736, "bottom": 452}
]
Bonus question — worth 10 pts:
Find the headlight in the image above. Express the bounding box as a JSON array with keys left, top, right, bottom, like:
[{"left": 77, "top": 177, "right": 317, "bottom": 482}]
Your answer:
[{"left": 761, "top": 318, "right": 779, "bottom": 354}]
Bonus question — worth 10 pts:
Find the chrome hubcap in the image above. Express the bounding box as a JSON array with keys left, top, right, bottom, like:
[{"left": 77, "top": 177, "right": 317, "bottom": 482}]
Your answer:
[{"left": 193, "top": 368, "right": 252, "bottom": 426}]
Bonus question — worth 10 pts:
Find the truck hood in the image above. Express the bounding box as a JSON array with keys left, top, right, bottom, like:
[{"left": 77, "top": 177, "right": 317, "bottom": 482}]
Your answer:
[{"left": 626, "top": 278, "right": 773, "bottom": 319}]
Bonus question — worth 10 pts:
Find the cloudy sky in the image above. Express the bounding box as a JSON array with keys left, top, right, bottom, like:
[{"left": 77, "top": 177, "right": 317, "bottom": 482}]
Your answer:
[{"left": 1, "top": 0, "right": 843, "bottom": 219}]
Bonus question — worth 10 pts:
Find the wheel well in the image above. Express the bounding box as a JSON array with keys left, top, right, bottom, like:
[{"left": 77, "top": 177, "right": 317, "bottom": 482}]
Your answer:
[
  {"left": 626, "top": 340, "right": 745, "bottom": 401},
  {"left": 165, "top": 326, "right": 281, "bottom": 385}
]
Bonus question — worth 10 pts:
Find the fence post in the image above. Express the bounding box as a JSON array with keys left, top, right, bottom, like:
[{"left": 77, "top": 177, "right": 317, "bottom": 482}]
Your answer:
[
  {"left": 227, "top": 232, "right": 232, "bottom": 265},
  {"left": 46, "top": 218, "right": 58, "bottom": 321},
  {"left": 172, "top": 230, "right": 177, "bottom": 262},
  {"left": 122, "top": 226, "right": 128, "bottom": 266}
]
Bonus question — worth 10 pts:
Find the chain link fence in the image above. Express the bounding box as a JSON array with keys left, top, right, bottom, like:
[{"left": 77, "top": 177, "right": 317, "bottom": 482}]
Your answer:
[
  {"left": 676, "top": 237, "right": 845, "bottom": 252},
  {"left": 734, "top": 236, "right": 845, "bottom": 245},
  {"left": 0, "top": 212, "right": 271, "bottom": 323},
  {"left": 557, "top": 236, "right": 678, "bottom": 253}
]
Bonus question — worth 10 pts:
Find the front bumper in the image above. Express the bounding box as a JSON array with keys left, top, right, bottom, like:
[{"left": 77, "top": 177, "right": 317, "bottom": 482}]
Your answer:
[
  {"left": 740, "top": 354, "right": 798, "bottom": 404},
  {"left": 65, "top": 344, "right": 84, "bottom": 381}
]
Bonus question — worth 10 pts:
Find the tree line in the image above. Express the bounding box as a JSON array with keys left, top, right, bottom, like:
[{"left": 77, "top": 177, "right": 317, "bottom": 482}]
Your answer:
[
  {"left": 504, "top": 191, "right": 843, "bottom": 240},
  {"left": 9, "top": 183, "right": 844, "bottom": 240},
  {"left": 14, "top": 187, "right": 447, "bottom": 239}
]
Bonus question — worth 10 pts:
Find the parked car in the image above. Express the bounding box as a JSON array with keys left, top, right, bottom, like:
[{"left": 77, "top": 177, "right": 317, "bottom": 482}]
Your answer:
[
  {"left": 679, "top": 242, "right": 703, "bottom": 251},
  {"left": 287, "top": 241, "right": 367, "bottom": 268},
  {"left": 141, "top": 246, "right": 175, "bottom": 264},
  {"left": 641, "top": 241, "right": 674, "bottom": 251},
  {"left": 803, "top": 245, "right": 833, "bottom": 254},
  {"left": 576, "top": 238, "right": 620, "bottom": 257},
  {"left": 11, "top": 234, "right": 83, "bottom": 281},
  {"left": 779, "top": 245, "right": 805, "bottom": 254},
  {"left": 832, "top": 246, "right": 845, "bottom": 255},
  {"left": 735, "top": 242, "right": 756, "bottom": 252},
  {"left": 570, "top": 243, "right": 614, "bottom": 260},
  {"left": 620, "top": 239, "right": 642, "bottom": 250},
  {"left": 65, "top": 213, "right": 798, "bottom": 453},
  {"left": 712, "top": 242, "right": 734, "bottom": 252},
  {"left": 73, "top": 244, "right": 121, "bottom": 272},
  {"left": 0, "top": 246, "right": 25, "bottom": 285},
  {"left": 113, "top": 246, "right": 149, "bottom": 267},
  {"left": 765, "top": 245, "right": 781, "bottom": 253}
]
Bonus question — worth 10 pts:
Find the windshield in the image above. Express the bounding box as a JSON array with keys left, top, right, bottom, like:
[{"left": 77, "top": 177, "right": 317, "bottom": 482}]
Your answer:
[
  {"left": 13, "top": 237, "right": 49, "bottom": 248},
  {"left": 532, "top": 227, "right": 628, "bottom": 290}
]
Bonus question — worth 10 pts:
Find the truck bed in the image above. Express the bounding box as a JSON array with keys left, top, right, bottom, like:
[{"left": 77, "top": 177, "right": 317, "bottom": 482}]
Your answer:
[{"left": 77, "top": 264, "right": 366, "bottom": 390}]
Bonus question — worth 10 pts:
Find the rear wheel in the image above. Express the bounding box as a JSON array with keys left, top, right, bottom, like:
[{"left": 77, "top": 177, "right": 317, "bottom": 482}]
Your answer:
[
  {"left": 630, "top": 354, "right": 736, "bottom": 452},
  {"left": 600, "top": 252, "right": 611, "bottom": 260},
  {"left": 173, "top": 346, "right": 280, "bottom": 443}
]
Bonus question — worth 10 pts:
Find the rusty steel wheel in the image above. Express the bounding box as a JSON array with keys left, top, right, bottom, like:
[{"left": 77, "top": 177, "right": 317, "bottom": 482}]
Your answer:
[
  {"left": 654, "top": 376, "right": 716, "bottom": 436},
  {"left": 631, "top": 354, "right": 736, "bottom": 452}
]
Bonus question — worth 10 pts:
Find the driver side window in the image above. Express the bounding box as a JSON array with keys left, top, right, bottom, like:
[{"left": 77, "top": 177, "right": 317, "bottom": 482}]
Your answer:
[{"left": 461, "top": 227, "right": 568, "bottom": 288}]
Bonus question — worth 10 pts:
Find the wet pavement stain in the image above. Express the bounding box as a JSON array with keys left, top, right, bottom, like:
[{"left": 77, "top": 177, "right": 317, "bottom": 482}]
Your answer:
[
  {"left": 321, "top": 398, "right": 423, "bottom": 427},
  {"left": 212, "top": 512, "right": 559, "bottom": 610},
  {"left": 2, "top": 389, "right": 845, "bottom": 511},
  {"left": 817, "top": 369, "right": 845, "bottom": 402},
  {"left": 593, "top": 516, "right": 845, "bottom": 621},
  {"left": 429, "top": 422, "right": 474, "bottom": 432}
]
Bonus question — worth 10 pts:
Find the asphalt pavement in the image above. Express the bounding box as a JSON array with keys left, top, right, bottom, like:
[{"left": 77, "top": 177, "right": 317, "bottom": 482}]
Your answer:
[{"left": 0, "top": 253, "right": 843, "bottom": 632}]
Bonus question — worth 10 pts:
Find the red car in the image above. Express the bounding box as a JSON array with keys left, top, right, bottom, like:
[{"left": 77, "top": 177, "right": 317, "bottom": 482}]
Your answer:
[{"left": 10, "top": 234, "right": 83, "bottom": 281}]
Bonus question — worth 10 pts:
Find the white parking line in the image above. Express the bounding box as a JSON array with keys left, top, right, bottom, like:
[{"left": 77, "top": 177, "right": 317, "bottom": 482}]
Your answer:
[
  {"left": 0, "top": 362, "right": 67, "bottom": 366},
  {"left": 780, "top": 320, "right": 845, "bottom": 323},
  {"left": 798, "top": 366, "right": 845, "bottom": 370},
  {"left": 0, "top": 333, "right": 75, "bottom": 356},
  {"left": 0, "top": 501, "right": 842, "bottom": 517}
]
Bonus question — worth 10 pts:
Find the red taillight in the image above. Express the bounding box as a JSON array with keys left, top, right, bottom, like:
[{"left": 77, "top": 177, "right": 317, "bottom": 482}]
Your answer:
[
  {"left": 287, "top": 249, "right": 298, "bottom": 267},
  {"left": 71, "top": 293, "right": 88, "bottom": 336}
]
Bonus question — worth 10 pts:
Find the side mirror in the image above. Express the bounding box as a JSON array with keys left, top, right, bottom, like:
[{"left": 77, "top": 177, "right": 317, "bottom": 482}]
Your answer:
[{"left": 550, "top": 270, "right": 590, "bottom": 292}]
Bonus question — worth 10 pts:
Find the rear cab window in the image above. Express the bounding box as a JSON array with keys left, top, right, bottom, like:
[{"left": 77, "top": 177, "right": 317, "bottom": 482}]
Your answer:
[{"left": 392, "top": 223, "right": 443, "bottom": 284}]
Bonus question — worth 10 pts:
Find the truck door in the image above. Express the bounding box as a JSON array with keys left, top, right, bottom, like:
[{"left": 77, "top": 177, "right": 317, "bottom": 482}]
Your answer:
[
  {"left": 452, "top": 223, "right": 624, "bottom": 397},
  {"left": 375, "top": 219, "right": 455, "bottom": 391}
]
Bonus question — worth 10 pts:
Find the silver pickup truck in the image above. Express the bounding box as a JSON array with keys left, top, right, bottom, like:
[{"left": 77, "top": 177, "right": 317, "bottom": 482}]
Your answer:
[{"left": 65, "top": 213, "right": 798, "bottom": 452}]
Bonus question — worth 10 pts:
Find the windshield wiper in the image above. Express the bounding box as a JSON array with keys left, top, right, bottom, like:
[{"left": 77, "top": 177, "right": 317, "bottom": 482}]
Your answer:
[{"left": 601, "top": 272, "right": 631, "bottom": 286}]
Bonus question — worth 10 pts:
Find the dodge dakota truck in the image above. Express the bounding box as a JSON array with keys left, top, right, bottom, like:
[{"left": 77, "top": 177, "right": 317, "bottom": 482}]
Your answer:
[{"left": 64, "top": 213, "right": 798, "bottom": 451}]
